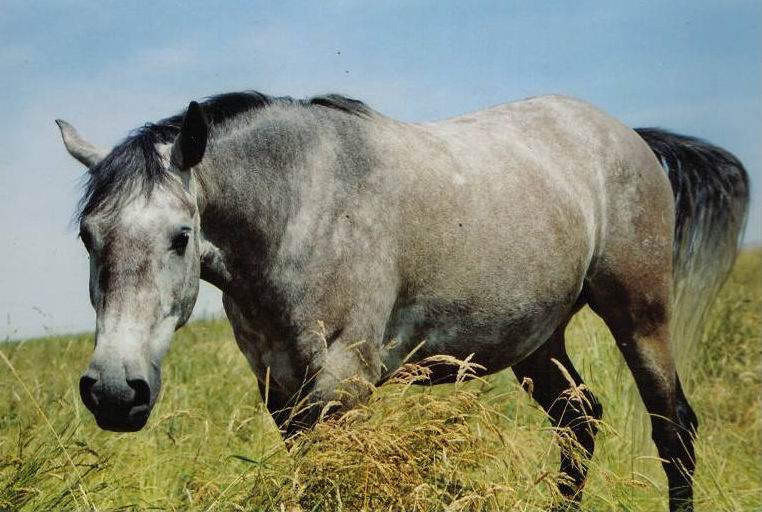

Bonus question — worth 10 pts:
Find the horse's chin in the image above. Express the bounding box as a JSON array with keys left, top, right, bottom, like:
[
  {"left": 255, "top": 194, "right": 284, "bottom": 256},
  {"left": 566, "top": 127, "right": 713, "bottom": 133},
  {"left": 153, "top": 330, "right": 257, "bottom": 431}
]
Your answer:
[{"left": 93, "top": 406, "right": 151, "bottom": 433}]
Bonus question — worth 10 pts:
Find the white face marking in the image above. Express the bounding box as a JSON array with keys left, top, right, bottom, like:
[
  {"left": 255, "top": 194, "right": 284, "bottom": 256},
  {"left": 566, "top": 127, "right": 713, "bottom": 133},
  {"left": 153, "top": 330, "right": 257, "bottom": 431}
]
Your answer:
[{"left": 82, "top": 183, "right": 201, "bottom": 407}]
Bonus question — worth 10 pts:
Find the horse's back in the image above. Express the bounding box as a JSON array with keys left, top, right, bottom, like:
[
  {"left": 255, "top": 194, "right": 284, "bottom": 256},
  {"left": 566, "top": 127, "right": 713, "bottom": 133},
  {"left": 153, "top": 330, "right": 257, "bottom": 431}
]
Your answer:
[{"left": 391, "top": 94, "right": 671, "bottom": 284}]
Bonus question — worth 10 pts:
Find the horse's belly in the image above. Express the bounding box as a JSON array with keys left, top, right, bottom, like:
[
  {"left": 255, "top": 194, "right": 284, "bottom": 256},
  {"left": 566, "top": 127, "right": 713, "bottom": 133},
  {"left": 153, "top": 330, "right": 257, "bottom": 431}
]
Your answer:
[{"left": 381, "top": 291, "right": 575, "bottom": 377}]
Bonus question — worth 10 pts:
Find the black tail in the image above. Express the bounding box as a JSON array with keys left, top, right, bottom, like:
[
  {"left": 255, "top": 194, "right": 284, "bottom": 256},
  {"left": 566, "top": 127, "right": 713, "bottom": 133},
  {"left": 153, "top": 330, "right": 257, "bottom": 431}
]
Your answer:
[{"left": 636, "top": 128, "right": 750, "bottom": 373}]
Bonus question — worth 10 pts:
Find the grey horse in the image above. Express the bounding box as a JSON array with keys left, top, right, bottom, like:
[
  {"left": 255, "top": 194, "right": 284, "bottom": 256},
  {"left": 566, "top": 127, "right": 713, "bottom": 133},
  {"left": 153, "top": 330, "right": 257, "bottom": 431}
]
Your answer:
[{"left": 57, "top": 91, "right": 748, "bottom": 511}]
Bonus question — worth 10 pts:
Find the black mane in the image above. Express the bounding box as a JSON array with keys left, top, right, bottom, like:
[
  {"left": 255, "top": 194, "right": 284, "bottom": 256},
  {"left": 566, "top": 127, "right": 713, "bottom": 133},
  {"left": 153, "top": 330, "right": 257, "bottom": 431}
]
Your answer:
[{"left": 77, "top": 91, "right": 372, "bottom": 222}]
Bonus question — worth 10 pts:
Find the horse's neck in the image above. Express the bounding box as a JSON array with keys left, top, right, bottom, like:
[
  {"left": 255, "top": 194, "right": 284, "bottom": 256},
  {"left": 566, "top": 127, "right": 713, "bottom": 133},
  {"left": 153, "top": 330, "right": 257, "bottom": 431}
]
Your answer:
[
  {"left": 193, "top": 116, "right": 314, "bottom": 296},
  {"left": 194, "top": 169, "right": 268, "bottom": 297},
  {"left": 194, "top": 108, "right": 375, "bottom": 297}
]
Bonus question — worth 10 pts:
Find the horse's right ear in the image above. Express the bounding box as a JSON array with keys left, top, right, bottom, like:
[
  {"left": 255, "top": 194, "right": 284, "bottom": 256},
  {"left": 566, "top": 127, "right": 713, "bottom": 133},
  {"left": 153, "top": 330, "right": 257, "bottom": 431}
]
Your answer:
[
  {"left": 171, "top": 101, "right": 208, "bottom": 171},
  {"left": 55, "top": 119, "right": 107, "bottom": 168}
]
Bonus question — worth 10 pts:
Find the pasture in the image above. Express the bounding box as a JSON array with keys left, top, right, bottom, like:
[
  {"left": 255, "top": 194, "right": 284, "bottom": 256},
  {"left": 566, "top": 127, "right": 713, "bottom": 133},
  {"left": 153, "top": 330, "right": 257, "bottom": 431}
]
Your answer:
[{"left": 1, "top": 249, "right": 759, "bottom": 511}]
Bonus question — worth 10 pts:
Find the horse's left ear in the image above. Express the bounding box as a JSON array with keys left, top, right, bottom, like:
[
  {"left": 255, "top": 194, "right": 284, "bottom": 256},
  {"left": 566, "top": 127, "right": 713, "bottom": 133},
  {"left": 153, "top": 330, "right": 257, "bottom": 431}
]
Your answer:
[
  {"left": 55, "top": 119, "right": 108, "bottom": 168},
  {"left": 171, "top": 101, "right": 208, "bottom": 171}
]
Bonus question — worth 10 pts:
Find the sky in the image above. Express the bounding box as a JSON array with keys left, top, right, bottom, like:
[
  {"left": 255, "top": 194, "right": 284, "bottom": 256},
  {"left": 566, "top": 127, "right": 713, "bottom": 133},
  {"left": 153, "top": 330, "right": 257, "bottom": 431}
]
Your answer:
[{"left": 1, "top": 0, "right": 760, "bottom": 340}]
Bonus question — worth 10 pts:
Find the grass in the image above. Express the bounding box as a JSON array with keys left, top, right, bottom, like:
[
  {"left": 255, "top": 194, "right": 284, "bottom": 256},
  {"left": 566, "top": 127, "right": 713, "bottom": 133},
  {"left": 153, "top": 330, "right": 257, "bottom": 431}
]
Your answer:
[{"left": 1, "top": 250, "right": 759, "bottom": 511}]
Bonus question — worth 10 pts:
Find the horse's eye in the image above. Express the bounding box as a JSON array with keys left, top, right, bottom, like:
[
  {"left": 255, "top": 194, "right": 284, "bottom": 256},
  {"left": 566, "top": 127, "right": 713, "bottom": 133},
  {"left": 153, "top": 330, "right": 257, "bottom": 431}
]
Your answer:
[{"left": 171, "top": 231, "right": 190, "bottom": 255}]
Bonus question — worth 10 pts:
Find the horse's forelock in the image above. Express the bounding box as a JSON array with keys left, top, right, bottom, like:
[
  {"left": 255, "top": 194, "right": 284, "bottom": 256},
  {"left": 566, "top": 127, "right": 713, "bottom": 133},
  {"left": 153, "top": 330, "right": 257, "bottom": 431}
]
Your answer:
[{"left": 76, "top": 129, "right": 174, "bottom": 225}]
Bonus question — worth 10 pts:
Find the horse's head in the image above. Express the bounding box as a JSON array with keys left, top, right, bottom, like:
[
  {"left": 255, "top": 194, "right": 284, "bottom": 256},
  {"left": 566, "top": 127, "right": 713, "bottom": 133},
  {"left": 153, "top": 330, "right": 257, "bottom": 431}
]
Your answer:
[{"left": 57, "top": 103, "right": 208, "bottom": 431}]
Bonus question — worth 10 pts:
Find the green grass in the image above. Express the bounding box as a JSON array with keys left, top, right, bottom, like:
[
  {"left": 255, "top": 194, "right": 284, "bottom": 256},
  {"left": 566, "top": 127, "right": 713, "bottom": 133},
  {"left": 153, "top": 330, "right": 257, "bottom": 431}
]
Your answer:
[{"left": 1, "top": 250, "right": 759, "bottom": 511}]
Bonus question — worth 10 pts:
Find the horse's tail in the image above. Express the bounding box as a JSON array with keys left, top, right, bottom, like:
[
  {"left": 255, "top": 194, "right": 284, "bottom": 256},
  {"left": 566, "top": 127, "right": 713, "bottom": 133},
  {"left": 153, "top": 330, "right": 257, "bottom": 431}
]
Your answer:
[{"left": 635, "top": 128, "right": 750, "bottom": 375}]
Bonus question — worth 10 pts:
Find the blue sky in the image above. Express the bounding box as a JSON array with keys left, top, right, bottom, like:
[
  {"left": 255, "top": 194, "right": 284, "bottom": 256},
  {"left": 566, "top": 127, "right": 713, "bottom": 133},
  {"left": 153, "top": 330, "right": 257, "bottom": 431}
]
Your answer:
[{"left": 1, "top": 0, "right": 759, "bottom": 339}]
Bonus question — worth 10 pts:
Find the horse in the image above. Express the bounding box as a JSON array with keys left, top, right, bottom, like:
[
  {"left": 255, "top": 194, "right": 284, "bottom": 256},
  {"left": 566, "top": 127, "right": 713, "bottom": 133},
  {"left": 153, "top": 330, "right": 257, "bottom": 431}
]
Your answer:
[{"left": 57, "top": 91, "right": 748, "bottom": 511}]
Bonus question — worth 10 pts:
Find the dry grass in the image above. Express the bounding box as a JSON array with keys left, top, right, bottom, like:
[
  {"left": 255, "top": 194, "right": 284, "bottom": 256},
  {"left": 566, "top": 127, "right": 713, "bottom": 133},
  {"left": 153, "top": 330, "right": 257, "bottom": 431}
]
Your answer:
[{"left": 1, "top": 250, "right": 759, "bottom": 511}]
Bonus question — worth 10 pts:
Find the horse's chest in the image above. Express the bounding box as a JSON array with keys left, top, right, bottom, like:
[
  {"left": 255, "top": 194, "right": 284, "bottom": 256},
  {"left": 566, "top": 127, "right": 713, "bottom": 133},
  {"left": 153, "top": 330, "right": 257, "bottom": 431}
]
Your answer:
[{"left": 222, "top": 295, "right": 304, "bottom": 392}]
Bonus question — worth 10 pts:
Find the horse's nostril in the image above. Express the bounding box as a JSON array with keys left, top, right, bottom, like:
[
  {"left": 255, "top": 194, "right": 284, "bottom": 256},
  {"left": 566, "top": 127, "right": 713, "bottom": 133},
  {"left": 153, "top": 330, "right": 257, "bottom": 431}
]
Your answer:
[
  {"left": 127, "top": 378, "right": 151, "bottom": 407},
  {"left": 79, "top": 374, "right": 99, "bottom": 409}
]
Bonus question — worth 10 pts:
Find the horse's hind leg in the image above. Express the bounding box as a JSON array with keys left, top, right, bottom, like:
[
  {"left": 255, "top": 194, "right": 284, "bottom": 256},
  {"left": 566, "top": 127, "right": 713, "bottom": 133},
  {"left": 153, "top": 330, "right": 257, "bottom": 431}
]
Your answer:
[
  {"left": 513, "top": 318, "right": 603, "bottom": 507},
  {"left": 587, "top": 266, "right": 697, "bottom": 511}
]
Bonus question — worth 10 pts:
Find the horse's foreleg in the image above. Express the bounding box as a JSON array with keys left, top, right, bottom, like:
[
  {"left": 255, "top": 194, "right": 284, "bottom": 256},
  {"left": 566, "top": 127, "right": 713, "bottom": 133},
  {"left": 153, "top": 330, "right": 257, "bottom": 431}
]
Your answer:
[
  {"left": 256, "top": 381, "right": 304, "bottom": 438},
  {"left": 279, "top": 328, "right": 382, "bottom": 436},
  {"left": 512, "top": 323, "right": 602, "bottom": 507}
]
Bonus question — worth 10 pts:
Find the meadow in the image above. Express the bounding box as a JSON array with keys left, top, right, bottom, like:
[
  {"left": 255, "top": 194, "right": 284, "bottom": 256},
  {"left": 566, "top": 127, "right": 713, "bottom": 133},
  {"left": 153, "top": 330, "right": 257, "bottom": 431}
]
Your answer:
[{"left": 1, "top": 250, "right": 759, "bottom": 511}]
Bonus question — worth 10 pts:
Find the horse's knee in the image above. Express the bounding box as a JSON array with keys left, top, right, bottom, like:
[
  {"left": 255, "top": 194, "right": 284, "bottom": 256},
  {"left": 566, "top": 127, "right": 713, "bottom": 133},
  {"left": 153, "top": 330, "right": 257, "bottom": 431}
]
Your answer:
[
  {"left": 574, "top": 389, "right": 602, "bottom": 443},
  {"left": 314, "top": 372, "right": 375, "bottom": 413},
  {"left": 549, "top": 387, "right": 602, "bottom": 430},
  {"left": 317, "top": 336, "right": 381, "bottom": 394},
  {"left": 585, "top": 389, "right": 603, "bottom": 422},
  {"left": 302, "top": 343, "right": 379, "bottom": 427}
]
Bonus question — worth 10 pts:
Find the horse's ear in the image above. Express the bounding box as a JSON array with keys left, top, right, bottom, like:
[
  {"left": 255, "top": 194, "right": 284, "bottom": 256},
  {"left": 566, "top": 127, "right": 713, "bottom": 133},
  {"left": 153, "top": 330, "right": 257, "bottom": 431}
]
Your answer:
[
  {"left": 55, "top": 119, "right": 107, "bottom": 168},
  {"left": 171, "top": 101, "right": 208, "bottom": 171}
]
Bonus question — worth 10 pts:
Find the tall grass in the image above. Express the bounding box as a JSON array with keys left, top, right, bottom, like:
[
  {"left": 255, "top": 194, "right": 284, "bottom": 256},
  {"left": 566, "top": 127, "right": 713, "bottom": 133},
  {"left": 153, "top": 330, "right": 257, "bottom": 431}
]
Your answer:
[{"left": 1, "top": 250, "right": 759, "bottom": 511}]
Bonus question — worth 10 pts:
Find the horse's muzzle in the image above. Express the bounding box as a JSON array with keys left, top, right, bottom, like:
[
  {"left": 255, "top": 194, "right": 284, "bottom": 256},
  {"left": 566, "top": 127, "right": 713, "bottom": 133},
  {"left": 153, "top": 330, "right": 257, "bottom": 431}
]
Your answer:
[{"left": 79, "top": 367, "right": 154, "bottom": 432}]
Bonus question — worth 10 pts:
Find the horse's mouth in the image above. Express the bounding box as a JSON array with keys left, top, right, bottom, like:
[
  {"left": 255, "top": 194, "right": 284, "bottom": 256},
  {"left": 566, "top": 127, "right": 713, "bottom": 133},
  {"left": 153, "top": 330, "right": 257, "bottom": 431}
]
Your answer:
[{"left": 93, "top": 404, "right": 150, "bottom": 432}]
